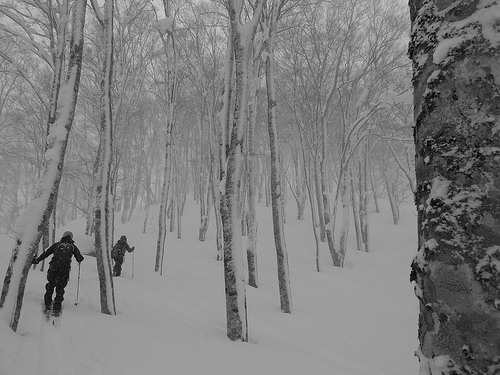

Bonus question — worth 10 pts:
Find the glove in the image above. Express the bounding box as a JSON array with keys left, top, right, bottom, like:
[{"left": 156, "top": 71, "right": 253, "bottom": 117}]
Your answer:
[
  {"left": 131, "top": 246, "right": 135, "bottom": 251},
  {"left": 32, "top": 258, "right": 39, "bottom": 265}
]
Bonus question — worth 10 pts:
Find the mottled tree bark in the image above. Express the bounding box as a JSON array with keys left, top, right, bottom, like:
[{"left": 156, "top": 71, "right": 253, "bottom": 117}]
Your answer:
[
  {"left": 264, "top": 0, "right": 291, "bottom": 313},
  {"left": 409, "top": 1, "right": 500, "bottom": 374},
  {"left": 222, "top": 0, "right": 263, "bottom": 341},
  {"left": 94, "top": 0, "right": 116, "bottom": 315},
  {"left": 246, "top": 76, "right": 258, "bottom": 288}
]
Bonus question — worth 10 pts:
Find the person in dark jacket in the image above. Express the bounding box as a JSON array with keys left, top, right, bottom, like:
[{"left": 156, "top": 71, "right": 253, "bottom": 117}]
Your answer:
[
  {"left": 33, "top": 231, "right": 84, "bottom": 316},
  {"left": 111, "top": 235, "right": 135, "bottom": 276}
]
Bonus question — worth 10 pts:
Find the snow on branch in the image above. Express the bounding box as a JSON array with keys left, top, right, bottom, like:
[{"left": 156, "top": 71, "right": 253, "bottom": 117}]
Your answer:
[{"left": 0, "top": 23, "right": 53, "bottom": 69}]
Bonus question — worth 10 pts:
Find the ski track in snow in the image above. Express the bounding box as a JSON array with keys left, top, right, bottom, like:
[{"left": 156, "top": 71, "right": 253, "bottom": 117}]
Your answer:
[
  {"left": 37, "top": 315, "right": 70, "bottom": 375},
  {"left": 36, "top": 305, "right": 107, "bottom": 375}
]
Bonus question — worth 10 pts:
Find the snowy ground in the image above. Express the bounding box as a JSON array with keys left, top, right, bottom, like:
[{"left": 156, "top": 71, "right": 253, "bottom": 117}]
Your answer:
[{"left": 0, "top": 199, "right": 419, "bottom": 375}]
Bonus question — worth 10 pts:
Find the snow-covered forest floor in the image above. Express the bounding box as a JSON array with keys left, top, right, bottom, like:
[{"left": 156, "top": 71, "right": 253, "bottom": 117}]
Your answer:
[{"left": 0, "top": 198, "right": 419, "bottom": 375}]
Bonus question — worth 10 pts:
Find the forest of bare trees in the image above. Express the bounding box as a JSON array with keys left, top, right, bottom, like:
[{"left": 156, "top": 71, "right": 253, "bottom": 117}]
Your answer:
[{"left": 0, "top": 0, "right": 412, "bottom": 336}]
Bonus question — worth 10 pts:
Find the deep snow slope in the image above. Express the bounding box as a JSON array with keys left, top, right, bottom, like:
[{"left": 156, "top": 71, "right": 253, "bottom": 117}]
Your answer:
[{"left": 0, "top": 199, "right": 418, "bottom": 375}]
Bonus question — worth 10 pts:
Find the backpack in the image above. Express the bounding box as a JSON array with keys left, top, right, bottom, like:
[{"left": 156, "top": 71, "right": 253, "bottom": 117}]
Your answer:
[
  {"left": 111, "top": 243, "right": 121, "bottom": 260},
  {"left": 50, "top": 242, "right": 74, "bottom": 271}
]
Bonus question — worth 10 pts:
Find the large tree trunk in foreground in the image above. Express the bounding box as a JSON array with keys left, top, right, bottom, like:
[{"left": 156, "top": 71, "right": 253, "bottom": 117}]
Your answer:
[
  {"left": 409, "top": 1, "right": 500, "bottom": 374},
  {"left": 0, "top": 0, "right": 87, "bottom": 331}
]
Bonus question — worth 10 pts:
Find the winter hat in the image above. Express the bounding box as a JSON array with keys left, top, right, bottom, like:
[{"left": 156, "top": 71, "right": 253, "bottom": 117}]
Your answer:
[
  {"left": 120, "top": 235, "right": 127, "bottom": 241},
  {"left": 62, "top": 231, "right": 73, "bottom": 240}
]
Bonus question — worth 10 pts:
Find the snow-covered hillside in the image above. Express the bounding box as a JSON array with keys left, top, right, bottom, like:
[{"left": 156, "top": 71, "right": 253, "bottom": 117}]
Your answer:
[{"left": 0, "top": 199, "right": 419, "bottom": 375}]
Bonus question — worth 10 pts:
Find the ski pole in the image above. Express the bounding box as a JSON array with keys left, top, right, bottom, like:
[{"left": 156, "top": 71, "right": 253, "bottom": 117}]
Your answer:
[
  {"left": 75, "top": 262, "right": 81, "bottom": 306},
  {"left": 131, "top": 250, "right": 135, "bottom": 278}
]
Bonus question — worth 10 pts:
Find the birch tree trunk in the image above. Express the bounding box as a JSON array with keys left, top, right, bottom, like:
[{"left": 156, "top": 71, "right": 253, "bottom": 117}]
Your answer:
[
  {"left": 314, "top": 157, "right": 326, "bottom": 241},
  {"left": 359, "top": 148, "right": 369, "bottom": 252},
  {"left": 246, "top": 74, "right": 258, "bottom": 288},
  {"left": 198, "top": 95, "right": 211, "bottom": 242},
  {"left": 409, "top": 1, "right": 500, "bottom": 374},
  {"left": 176, "top": 163, "right": 184, "bottom": 240},
  {"left": 369, "top": 165, "right": 380, "bottom": 213},
  {"left": 169, "top": 198, "right": 175, "bottom": 231},
  {"left": 215, "top": 35, "right": 234, "bottom": 262},
  {"left": 382, "top": 168, "right": 399, "bottom": 225},
  {"left": 222, "top": 0, "right": 263, "bottom": 341},
  {"left": 156, "top": 134, "right": 172, "bottom": 273},
  {"left": 210, "top": 149, "right": 223, "bottom": 261},
  {"left": 198, "top": 181, "right": 211, "bottom": 242},
  {"left": 292, "top": 150, "right": 306, "bottom": 220},
  {"left": 121, "top": 169, "right": 131, "bottom": 223},
  {"left": 351, "top": 169, "right": 362, "bottom": 252},
  {"left": 0, "top": 0, "right": 87, "bottom": 331},
  {"left": 298, "top": 126, "right": 321, "bottom": 272},
  {"left": 142, "top": 150, "right": 153, "bottom": 234},
  {"left": 264, "top": 0, "right": 291, "bottom": 313},
  {"left": 33, "top": 0, "right": 69, "bottom": 268},
  {"left": 154, "top": 0, "right": 177, "bottom": 274},
  {"left": 93, "top": 0, "right": 116, "bottom": 315},
  {"left": 337, "top": 171, "right": 350, "bottom": 267},
  {"left": 85, "top": 152, "right": 100, "bottom": 235},
  {"left": 46, "top": 0, "right": 69, "bottom": 132}
]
